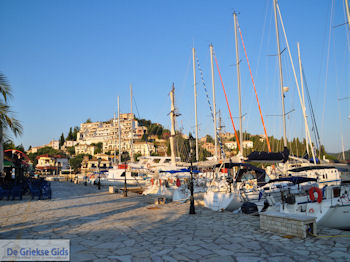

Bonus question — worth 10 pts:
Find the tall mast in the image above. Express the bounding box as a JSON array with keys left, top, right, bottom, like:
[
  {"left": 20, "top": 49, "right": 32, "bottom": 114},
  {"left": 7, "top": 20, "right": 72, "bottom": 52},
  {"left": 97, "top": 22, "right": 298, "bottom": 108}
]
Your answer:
[
  {"left": 234, "top": 12, "right": 243, "bottom": 156},
  {"left": 297, "top": 43, "right": 310, "bottom": 156},
  {"left": 170, "top": 84, "right": 176, "bottom": 165},
  {"left": 297, "top": 43, "right": 316, "bottom": 163},
  {"left": 342, "top": 136, "right": 346, "bottom": 161},
  {"left": 118, "top": 96, "right": 121, "bottom": 163},
  {"left": 130, "top": 84, "right": 134, "bottom": 162},
  {"left": 346, "top": 0, "right": 350, "bottom": 32},
  {"left": 114, "top": 112, "right": 116, "bottom": 164},
  {"left": 192, "top": 48, "right": 199, "bottom": 161},
  {"left": 273, "top": 0, "right": 287, "bottom": 148},
  {"left": 209, "top": 44, "right": 218, "bottom": 159}
]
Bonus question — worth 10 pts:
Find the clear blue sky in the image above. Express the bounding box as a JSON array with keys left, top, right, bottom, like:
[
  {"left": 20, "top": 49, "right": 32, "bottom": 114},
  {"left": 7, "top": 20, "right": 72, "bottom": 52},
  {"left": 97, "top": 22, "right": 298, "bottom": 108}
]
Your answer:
[{"left": 0, "top": 0, "right": 349, "bottom": 153}]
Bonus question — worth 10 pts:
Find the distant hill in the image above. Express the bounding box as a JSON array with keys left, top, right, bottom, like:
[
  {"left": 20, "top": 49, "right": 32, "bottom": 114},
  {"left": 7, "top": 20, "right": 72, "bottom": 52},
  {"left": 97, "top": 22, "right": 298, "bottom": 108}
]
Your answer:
[{"left": 327, "top": 150, "right": 350, "bottom": 161}]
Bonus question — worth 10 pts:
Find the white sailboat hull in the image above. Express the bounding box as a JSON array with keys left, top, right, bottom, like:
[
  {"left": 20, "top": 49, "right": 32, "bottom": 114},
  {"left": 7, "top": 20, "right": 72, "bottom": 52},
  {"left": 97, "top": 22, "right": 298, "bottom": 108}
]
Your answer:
[{"left": 203, "top": 191, "right": 242, "bottom": 212}]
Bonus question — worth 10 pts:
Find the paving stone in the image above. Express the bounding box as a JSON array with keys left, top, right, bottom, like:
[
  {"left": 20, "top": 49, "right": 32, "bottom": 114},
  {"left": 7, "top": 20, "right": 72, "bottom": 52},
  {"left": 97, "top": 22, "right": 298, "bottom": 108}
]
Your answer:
[
  {"left": 108, "top": 255, "right": 132, "bottom": 262},
  {"left": 213, "top": 249, "right": 234, "bottom": 256},
  {"left": 236, "top": 257, "right": 262, "bottom": 262},
  {"left": 156, "top": 248, "right": 172, "bottom": 256},
  {"left": 161, "top": 255, "right": 177, "bottom": 262},
  {"left": 328, "top": 251, "right": 349, "bottom": 258},
  {"left": 124, "top": 239, "right": 136, "bottom": 246},
  {"left": 201, "top": 255, "right": 235, "bottom": 262},
  {"left": 151, "top": 255, "right": 163, "bottom": 262},
  {"left": 194, "top": 248, "right": 213, "bottom": 256},
  {"left": 1, "top": 181, "right": 348, "bottom": 262}
]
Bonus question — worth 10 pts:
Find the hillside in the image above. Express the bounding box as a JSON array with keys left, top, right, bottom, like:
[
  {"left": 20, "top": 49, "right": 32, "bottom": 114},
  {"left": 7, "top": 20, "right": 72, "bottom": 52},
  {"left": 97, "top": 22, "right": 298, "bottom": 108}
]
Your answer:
[{"left": 327, "top": 150, "right": 350, "bottom": 161}]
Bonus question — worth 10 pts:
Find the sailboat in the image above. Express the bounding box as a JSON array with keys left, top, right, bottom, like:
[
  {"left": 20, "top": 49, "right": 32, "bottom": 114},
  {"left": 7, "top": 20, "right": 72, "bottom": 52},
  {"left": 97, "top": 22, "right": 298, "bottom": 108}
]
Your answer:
[{"left": 260, "top": 0, "right": 350, "bottom": 230}]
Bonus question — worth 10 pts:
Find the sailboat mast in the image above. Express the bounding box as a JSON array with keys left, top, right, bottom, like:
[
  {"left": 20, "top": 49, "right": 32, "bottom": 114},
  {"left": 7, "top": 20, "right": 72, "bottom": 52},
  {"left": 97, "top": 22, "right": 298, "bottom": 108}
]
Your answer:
[
  {"left": 118, "top": 96, "right": 121, "bottom": 163},
  {"left": 297, "top": 43, "right": 310, "bottom": 156},
  {"left": 342, "top": 136, "right": 346, "bottom": 161},
  {"left": 130, "top": 84, "right": 134, "bottom": 162},
  {"left": 170, "top": 84, "right": 176, "bottom": 165},
  {"left": 209, "top": 44, "right": 218, "bottom": 160},
  {"left": 234, "top": 12, "right": 243, "bottom": 156},
  {"left": 114, "top": 112, "right": 117, "bottom": 164},
  {"left": 297, "top": 43, "right": 316, "bottom": 164},
  {"left": 345, "top": 0, "right": 350, "bottom": 32},
  {"left": 192, "top": 48, "right": 199, "bottom": 161},
  {"left": 273, "top": 0, "right": 287, "bottom": 148}
]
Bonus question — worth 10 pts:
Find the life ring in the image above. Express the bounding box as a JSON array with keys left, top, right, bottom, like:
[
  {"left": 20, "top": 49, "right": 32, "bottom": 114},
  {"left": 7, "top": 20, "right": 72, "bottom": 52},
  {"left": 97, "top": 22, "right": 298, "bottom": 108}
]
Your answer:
[
  {"left": 309, "top": 187, "right": 322, "bottom": 203},
  {"left": 146, "top": 163, "right": 151, "bottom": 168},
  {"left": 309, "top": 208, "right": 315, "bottom": 213}
]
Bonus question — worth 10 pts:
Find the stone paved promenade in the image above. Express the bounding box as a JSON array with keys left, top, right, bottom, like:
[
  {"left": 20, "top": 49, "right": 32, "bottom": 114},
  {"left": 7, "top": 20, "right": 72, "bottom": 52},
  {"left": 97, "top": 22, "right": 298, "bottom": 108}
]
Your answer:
[{"left": 1, "top": 182, "right": 350, "bottom": 262}]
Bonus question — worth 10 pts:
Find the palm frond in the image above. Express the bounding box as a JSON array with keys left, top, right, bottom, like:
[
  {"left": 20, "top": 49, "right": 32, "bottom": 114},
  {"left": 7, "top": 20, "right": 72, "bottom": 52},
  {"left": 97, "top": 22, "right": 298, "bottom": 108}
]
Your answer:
[{"left": 0, "top": 73, "right": 12, "bottom": 102}]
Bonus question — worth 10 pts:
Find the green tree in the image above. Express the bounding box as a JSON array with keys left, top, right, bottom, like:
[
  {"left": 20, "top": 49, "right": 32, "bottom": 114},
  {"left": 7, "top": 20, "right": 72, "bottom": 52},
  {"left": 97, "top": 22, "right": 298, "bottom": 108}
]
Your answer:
[
  {"left": 121, "top": 151, "right": 130, "bottom": 162},
  {"left": 73, "top": 126, "right": 79, "bottom": 140},
  {"left": 198, "top": 147, "right": 212, "bottom": 161},
  {"left": 59, "top": 133, "right": 65, "bottom": 147},
  {"left": 3, "top": 140, "right": 15, "bottom": 150},
  {"left": 66, "top": 146, "right": 75, "bottom": 156},
  {"left": 85, "top": 118, "right": 92, "bottom": 123},
  {"left": 66, "top": 127, "right": 74, "bottom": 140},
  {"left": 16, "top": 144, "right": 25, "bottom": 152},
  {"left": 134, "top": 152, "right": 142, "bottom": 161},
  {"left": 205, "top": 135, "right": 214, "bottom": 144},
  {"left": 91, "top": 142, "right": 103, "bottom": 154},
  {"left": 69, "top": 154, "right": 86, "bottom": 173},
  {"left": 0, "top": 73, "right": 23, "bottom": 171}
]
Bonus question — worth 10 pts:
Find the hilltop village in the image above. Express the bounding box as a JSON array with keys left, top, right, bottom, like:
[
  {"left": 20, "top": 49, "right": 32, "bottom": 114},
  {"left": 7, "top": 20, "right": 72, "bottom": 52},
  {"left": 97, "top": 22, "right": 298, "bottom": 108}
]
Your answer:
[{"left": 23, "top": 113, "right": 319, "bottom": 175}]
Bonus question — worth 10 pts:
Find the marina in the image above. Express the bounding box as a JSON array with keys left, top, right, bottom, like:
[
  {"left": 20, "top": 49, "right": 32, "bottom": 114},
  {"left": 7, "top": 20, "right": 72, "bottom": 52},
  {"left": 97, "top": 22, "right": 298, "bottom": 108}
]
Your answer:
[
  {"left": 1, "top": 181, "right": 350, "bottom": 262},
  {"left": 0, "top": 0, "right": 350, "bottom": 261}
]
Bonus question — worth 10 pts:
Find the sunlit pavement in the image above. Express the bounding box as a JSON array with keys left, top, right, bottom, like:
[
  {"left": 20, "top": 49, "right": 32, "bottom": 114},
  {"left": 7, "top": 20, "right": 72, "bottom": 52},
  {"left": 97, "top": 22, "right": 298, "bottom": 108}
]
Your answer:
[{"left": 0, "top": 181, "right": 349, "bottom": 262}]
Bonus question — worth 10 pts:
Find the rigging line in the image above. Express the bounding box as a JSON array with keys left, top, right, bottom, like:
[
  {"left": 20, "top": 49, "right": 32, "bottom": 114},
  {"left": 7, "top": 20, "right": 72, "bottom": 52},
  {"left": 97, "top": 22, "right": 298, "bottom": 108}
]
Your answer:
[
  {"left": 212, "top": 51, "right": 241, "bottom": 151},
  {"left": 302, "top": 68, "right": 321, "bottom": 152},
  {"left": 237, "top": 21, "right": 271, "bottom": 152},
  {"left": 321, "top": 0, "right": 335, "bottom": 142},
  {"left": 276, "top": 4, "right": 316, "bottom": 164},
  {"left": 132, "top": 96, "right": 141, "bottom": 119},
  {"left": 195, "top": 55, "right": 226, "bottom": 159}
]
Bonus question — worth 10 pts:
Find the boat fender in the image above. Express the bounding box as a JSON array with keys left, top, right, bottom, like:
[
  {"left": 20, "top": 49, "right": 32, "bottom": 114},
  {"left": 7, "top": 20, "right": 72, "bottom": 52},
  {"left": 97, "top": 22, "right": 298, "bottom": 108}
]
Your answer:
[
  {"left": 176, "top": 178, "right": 181, "bottom": 187},
  {"left": 241, "top": 202, "right": 258, "bottom": 214},
  {"left": 261, "top": 200, "right": 270, "bottom": 212},
  {"left": 151, "top": 178, "right": 154, "bottom": 186},
  {"left": 309, "top": 187, "right": 322, "bottom": 203}
]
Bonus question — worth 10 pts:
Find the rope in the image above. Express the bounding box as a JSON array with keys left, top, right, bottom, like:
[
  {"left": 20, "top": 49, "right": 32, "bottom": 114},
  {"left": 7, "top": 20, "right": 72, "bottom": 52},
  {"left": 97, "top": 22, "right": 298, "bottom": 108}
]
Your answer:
[
  {"left": 212, "top": 50, "right": 241, "bottom": 151},
  {"left": 237, "top": 22, "right": 271, "bottom": 152},
  {"left": 195, "top": 55, "right": 225, "bottom": 159},
  {"left": 276, "top": 5, "right": 316, "bottom": 163}
]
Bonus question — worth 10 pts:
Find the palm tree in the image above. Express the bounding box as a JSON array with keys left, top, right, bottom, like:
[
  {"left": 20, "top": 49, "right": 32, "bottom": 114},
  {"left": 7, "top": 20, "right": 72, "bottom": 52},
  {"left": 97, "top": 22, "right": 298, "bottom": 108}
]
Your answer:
[{"left": 0, "top": 73, "right": 23, "bottom": 172}]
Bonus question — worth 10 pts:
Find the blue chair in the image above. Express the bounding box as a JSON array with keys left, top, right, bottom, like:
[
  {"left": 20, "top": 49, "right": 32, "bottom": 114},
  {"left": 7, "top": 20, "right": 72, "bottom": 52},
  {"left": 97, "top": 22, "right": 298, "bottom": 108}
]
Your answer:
[
  {"left": 41, "top": 182, "right": 52, "bottom": 199},
  {"left": 10, "top": 184, "right": 23, "bottom": 200},
  {"left": 27, "top": 182, "right": 41, "bottom": 200},
  {"left": 0, "top": 186, "right": 11, "bottom": 200}
]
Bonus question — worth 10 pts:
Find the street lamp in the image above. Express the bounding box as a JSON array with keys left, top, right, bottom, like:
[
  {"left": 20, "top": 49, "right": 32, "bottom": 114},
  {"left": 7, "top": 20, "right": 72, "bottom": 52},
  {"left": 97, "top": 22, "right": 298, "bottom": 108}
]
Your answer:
[
  {"left": 97, "top": 158, "right": 101, "bottom": 190},
  {"left": 189, "top": 135, "right": 195, "bottom": 215},
  {"left": 122, "top": 152, "right": 128, "bottom": 197}
]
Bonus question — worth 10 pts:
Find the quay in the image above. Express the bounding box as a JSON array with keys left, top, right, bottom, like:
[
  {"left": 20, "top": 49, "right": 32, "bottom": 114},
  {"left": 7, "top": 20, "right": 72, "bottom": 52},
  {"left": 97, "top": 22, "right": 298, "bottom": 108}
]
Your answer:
[{"left": 0, "top": 182, "right": 349, "bottom": 262}]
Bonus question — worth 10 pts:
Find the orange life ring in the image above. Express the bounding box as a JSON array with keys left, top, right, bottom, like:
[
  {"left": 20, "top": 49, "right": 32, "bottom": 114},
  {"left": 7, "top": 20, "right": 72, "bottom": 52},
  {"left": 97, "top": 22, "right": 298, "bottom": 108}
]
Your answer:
[
  {"left": 309, "top": 187, "right": 322, "bottom": 203},
  {"left": 309, "top": 208, "right": 315, "bottom": 213},
  {"left": 146, "top": 163, "right": 151, "bottom": 168}
]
